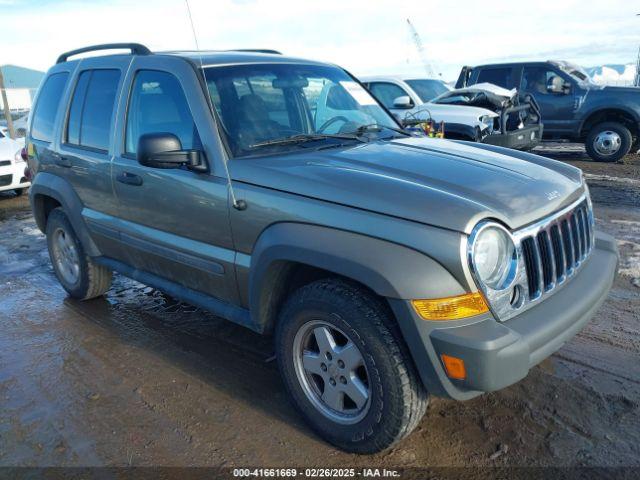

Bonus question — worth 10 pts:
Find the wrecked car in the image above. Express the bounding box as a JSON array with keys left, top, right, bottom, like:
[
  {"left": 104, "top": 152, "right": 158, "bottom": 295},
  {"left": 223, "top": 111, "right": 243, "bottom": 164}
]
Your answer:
[
  {"left": 362, "top": 76, "right": 543, "bottom": 149},
  {"left": 457, "top": 61, "right": 640, "bottom": 162}
]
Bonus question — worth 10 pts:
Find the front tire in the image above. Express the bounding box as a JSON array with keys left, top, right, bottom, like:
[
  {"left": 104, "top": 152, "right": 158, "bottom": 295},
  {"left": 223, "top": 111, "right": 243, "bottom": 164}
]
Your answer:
[
  {"left": 585, "top": 121, "right": 632, "bottom": 162},
  {"left": 275, "top": 279, "right": 428, "bottom": 453},
  {"left": 46, "top": 207, "right": 113, "bottom": 300}
]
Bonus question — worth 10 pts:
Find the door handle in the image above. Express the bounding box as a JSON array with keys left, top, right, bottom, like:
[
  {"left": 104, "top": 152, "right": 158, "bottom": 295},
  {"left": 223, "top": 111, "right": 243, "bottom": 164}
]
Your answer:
[
  {"left": 53, "top": 154, "right": 71, "bottom": 168},
  {"left": 116, "top": 172, "right": 143, "bottom": 186}
]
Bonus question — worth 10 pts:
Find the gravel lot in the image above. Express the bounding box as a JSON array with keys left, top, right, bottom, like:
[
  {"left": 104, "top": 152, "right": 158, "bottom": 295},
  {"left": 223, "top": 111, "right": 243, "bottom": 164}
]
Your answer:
[{"left": 0, "top": 145, "right": 638, "bottom": 473}]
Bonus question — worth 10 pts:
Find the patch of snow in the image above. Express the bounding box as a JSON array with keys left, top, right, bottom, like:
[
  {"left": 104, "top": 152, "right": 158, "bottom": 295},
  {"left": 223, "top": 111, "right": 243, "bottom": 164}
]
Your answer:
[
  {"left": 590, "top": 64, "right": 636, "bottom": 86},
  {"left": 584, "top": 174, "right": 640, "bottom": 186},
  {"left": 616, "top": 239, "right": 640, "bottom": 281}
]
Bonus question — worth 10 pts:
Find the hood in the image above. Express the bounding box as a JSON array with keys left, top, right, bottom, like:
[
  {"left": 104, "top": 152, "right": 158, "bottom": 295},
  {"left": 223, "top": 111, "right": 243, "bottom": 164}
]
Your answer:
[
  {"left": 447, "top": 82, "right": 517, "bottom": 100},
  {"left": 431, "top": 83, "right": 519, "bottom": 113},
  {"left": 422, "top": 103, "right": 497, "bottom": 124},
  {"left": 231, "top": 137, "right": 585, "bottom": 233},
  {"left": 0, "top": 137, "right": 21, "bottom": 161}
]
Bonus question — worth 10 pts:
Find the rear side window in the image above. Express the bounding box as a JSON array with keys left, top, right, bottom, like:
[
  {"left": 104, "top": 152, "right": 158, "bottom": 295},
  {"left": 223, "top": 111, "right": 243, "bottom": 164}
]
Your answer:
[
  {"left": 476, "top": 68, "right": 512, "bottom": 88},
  {"left": 31, "top": 72, "right": 69, "bottom": 142},
  {"left": 125, "top": 70, "right": 201, "bottom": 154},
  {"left": 66, "top": 69, "right": 121, "bottom": 152}
]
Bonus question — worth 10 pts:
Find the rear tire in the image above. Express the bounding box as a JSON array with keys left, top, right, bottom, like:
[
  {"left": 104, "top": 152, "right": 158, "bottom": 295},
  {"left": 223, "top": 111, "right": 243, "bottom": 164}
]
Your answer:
[
  {"left": 585, "top": 121, "right": 632, "bottom": 162},
  {"left": 275, "top": 279, "right": 428, "bottom": 453},
  {"left": 45, "top": 208, "right": 112, "bottom": 300},
  {"left": 14, "top": 188, "right": 25, "bottom": 197}
]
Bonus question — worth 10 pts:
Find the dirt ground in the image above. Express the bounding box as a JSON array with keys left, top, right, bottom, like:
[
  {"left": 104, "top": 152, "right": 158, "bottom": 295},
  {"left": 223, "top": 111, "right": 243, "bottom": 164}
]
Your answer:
[{"left": 0, "top": 145, "right": 638, "bottom": 473}]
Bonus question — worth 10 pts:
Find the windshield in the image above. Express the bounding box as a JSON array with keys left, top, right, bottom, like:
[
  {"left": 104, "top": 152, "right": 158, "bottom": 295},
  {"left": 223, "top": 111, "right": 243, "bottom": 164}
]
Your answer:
[
  {"left": 405, "top": 79, "right": 449, "bottom": 102},
  {"left": 204, "top": 64, "right": 400, "bottom": 157}
]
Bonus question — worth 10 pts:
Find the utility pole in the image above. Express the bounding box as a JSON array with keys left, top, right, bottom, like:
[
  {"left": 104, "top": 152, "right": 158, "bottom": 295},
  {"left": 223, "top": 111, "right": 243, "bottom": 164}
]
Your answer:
[
  {"left": 0, "top": 67, "right": 16, "bottom": 139},
  {"left": 635, "top": 47, "right": 640, "bottom": 87},
  {"left": 635, "top": 14, "right": 640, "bottom": 87}
]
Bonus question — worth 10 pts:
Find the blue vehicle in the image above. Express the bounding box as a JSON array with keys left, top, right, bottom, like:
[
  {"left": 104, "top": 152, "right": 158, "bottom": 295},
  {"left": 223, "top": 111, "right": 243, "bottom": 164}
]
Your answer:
[{"left": 457, "top": 60, "right": 640, "bottom": 162}]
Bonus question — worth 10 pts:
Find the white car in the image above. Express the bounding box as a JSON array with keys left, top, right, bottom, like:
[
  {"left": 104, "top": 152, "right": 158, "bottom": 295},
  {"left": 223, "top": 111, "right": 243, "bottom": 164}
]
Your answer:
[
  {"left": 0, "top": 114, "right": 28, "bottom": 147},
  {"left": 361, "top": 76, "right": 542, "bottom": 150},
  {"left": 0, "top": 131, "right": 30, "bottom": 196}
]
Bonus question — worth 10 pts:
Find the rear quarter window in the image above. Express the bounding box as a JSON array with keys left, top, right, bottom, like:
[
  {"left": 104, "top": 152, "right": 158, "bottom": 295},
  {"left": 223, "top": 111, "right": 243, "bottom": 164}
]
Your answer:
[
  {"left": 66, "top": 69, "right": 121, "bottom": 152},
  {"left": 31, "top": 72, "right": 70, "bottom": 143}
]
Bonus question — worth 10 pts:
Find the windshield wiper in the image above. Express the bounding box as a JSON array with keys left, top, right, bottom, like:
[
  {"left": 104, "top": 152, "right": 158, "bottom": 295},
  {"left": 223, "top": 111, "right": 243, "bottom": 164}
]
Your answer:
[
  {"left": 348, "top": 123, "right": 411, "bottom": 137},
  {"left": 250, "top": 133, "right": 365, "bottom": 149}
]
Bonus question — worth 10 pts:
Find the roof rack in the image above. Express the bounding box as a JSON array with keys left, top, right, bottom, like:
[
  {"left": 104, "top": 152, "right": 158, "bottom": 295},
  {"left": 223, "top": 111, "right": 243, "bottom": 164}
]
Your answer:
[{"left": 56, "top": 43, "right": 151, "bottom": 64}]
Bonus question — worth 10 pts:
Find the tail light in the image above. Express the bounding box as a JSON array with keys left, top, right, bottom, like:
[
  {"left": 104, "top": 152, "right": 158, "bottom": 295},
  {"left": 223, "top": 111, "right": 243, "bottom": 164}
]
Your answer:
[{"left": 21, "top": 147, "right": 28, "bottom": 162}]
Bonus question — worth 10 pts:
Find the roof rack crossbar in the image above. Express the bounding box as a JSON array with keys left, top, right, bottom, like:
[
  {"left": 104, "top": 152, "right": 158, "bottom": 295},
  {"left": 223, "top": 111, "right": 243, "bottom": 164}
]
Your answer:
[{"left": 56, "top": 43, "right": 151, "bottom": 64}]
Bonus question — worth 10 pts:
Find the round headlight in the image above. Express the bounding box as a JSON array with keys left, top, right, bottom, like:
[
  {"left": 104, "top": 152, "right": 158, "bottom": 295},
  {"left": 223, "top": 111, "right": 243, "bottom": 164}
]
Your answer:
[{"left": 470, "top": 224, "right": 516, "bottom": 290}]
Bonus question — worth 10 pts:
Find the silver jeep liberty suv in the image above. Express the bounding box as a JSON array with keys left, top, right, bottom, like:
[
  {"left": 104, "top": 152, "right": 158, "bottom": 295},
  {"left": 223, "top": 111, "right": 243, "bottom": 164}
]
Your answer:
[{"left": 27, "top": 44, "right": 618, "bottom": 453}]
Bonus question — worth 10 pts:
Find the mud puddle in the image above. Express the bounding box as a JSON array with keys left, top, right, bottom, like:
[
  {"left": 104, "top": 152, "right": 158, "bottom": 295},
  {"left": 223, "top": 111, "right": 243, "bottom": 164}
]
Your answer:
[{"left": 0, "top": 158, "right": 639, "bottom": 469}]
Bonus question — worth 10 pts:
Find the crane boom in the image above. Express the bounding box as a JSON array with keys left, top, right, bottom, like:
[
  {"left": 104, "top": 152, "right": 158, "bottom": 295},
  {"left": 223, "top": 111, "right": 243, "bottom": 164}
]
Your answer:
[{"left": 407, "top": 18, "right": 435, "bottom": 78}]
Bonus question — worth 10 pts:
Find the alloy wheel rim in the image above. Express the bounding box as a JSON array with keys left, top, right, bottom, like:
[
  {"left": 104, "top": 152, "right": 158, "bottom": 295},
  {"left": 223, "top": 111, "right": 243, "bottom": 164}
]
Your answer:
[
  {"left": 293, "top": 319, "right": 371, "bottom": 424},
  {"left": 51, "top": 228, "right": 80, "bottom": 285},
  {"left": 594, "top": 130, "right": 622, "bottom": 156}
]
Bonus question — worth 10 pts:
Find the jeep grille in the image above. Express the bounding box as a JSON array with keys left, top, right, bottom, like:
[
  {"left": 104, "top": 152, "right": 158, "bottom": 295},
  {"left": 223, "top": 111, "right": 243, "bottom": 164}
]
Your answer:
[{"left": 519, "top": 199, "right": 594, "bottom": 301}]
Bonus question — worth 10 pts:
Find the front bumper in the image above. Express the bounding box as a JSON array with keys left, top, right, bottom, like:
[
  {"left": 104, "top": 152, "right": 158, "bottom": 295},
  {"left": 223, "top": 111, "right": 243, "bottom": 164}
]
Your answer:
[
  {"left": 482, "top": 124, "right": 543, "bottom": 150},
  {"left": 0, "top": 161, "right": 31, "bottom": 192},
  {"left": 390, "top": 231, "right": 618, "bottom": 401}
]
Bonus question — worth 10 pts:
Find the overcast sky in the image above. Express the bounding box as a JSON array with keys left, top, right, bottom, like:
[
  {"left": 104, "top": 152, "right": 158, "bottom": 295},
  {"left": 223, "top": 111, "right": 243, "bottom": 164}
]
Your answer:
[{"left": 2, "top": 0, "right": 639, "bottom": 81}]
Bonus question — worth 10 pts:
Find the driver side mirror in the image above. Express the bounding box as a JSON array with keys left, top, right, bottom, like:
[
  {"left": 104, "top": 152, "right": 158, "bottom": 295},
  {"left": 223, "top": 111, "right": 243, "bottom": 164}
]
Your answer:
[
  {"left": 393, "top": 95, "right": 414, "bottom": 109},
  {"left": 546, "top": 76, "right": 570, "bottom": 94},
  {"left": 137, "top": 133, "right": 207, "bottom": 173}
]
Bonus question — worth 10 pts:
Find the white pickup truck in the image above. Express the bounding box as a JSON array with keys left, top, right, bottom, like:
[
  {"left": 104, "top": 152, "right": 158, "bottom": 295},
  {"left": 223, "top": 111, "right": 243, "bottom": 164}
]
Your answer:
[{"left": 361, "top": 76, "right": 543, "bottom": 150}]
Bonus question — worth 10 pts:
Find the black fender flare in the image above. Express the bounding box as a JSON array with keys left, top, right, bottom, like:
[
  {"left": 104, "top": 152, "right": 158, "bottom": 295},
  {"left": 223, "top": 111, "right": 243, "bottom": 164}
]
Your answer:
[
  {"left": 29, "top": 172, "right": 101, "bottom": 257},
  {"left": 248, "top": 222, "right": 466, "bottom": 332}
]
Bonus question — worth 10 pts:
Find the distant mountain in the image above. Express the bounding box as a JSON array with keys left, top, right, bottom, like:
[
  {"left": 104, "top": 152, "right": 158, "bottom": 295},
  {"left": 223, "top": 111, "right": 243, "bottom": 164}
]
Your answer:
[
  {"left": 584, "top": 64, "right": 636, "bottom": 85},
  {"left": 0, "top": 65, "right": 45, "bottom": 90}
]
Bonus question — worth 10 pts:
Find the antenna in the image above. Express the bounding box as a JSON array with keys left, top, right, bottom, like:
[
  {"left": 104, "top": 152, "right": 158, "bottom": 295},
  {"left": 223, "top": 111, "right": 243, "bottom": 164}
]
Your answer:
[{"left": 184, "top": 0, "right": 246, "bottom": 210}]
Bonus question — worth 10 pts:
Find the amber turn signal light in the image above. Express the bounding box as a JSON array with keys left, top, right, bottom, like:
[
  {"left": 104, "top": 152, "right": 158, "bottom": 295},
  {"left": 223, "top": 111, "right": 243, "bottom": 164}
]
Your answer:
[
  {"left": 441, "top": 354, "right": 466, "bottom": 380},
  {"left": 411, "top": 292, "right": 488, "bottom": 320}
]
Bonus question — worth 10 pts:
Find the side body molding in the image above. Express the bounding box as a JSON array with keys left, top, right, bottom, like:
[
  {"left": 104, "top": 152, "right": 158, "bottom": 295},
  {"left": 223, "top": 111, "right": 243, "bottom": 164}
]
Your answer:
[
  {"left": 29, "top": 172, "right": 101, "bottom": 257},
  {"left": 248, "top": 223, "right": 466, "bottom": 332}
]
